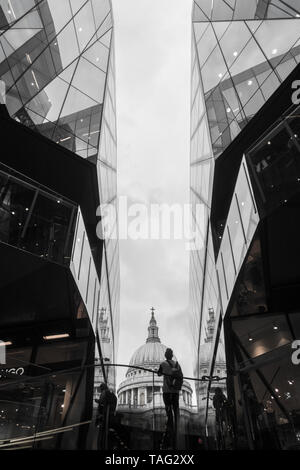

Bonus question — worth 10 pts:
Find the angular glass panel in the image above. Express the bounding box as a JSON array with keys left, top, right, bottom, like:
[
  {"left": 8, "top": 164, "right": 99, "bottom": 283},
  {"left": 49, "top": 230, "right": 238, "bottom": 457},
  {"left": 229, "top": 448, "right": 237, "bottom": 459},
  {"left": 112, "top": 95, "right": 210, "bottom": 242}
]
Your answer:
[
  {"left": 55, "top": 19, "right": 80, "bottom": 69},
  {"left": 95, "top": 11, "right": 112, "bottom": 41},
  {"left": 229, "top": 38, "right": 266, "bottom": 77},
  {"left": 27, "top": 75, "right": 69, "bottom": 122},
  {"left": 69, "top": 0, "right": 88, "bottom": 15},
  {"left": 275, "top": 54, "right": 298, "bottom": 81},
  {"left": 73, "top": 1, "right": 95, "bottom": 52},
  {"left": 91, "top": 0, "right": 111, "bottom": 29},
  {"left": 254, "top": 19, "right": 300, "bottom": 62},
  {"left": 201, "top": 45, "right": 227, "bottom": 93},
  {"left": 218, "top": 22, "right": 252, "bottom": 70},
  {"left": 193, "top": 22, "right": 209, "bottom": 44},
  {"left": 0, "top": 0, "right": 36, "bottom": 26},
  {"left": 60, "top": 84, "right": 98, "bottom": 118},
  {"left": 234, "top": 77, "right": 260, "bottom": 109},
  {"left": 193, "top": 2, "right": 208, "bottom": 22},
  {"left": 83, "top": 40, "right": 109, "bottom": 73},
  {"left": 99, "top": 28, "right": 112, "bottom": 48},
  {"left": 71, "top": 57, "right": 106, "bottom": 104},
  {"left": 194, "top": 0, "right": 212, "bottom": 20},
  {"left": 46, "top": 0, "right": 73, "bottom": 35},
  {"left": 256, "top": 70, "right": 281, "bottom": 100},
  {"left": 242, "top": 88, "right": 265, "bottom": 120},
  {"left": 196, "top": 24, "right": 217, "bottom": 67},
  {"left": 233, "top": 0, "right": 260, "bottom": 20},
  {"left": 212, "top": 0, "right": 234, "bottom": 21}
]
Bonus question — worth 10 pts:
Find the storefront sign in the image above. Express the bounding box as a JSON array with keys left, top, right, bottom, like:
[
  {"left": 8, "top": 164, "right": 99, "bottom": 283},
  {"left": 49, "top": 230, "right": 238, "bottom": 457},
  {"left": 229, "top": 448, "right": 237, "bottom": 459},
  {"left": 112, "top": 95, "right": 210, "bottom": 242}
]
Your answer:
[{"left": 0, "top": 367, "right": 25, "bottom": 378}]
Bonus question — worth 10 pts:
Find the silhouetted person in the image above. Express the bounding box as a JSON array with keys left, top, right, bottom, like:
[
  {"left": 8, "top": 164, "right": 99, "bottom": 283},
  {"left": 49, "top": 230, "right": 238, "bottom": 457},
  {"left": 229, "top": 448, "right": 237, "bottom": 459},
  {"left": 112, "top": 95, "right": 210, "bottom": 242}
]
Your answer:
[
  {"left": 95, "top": 383, "right": 117, "bottom": 449},
  {"left": 213, "top": 387, "right": 228, "bottom": 449},
  {"left": 213, "top": 387, "right": 227, "bottom": 421},
  {"left": 157, "top": 348, "right": 183, "bottom": 449}
]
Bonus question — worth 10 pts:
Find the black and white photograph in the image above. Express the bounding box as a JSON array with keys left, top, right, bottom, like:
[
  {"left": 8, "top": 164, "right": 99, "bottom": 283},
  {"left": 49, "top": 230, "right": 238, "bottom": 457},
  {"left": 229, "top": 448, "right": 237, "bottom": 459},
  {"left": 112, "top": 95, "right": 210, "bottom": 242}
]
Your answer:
[{"left": 0, "top": 0, "right": 300, "bottom": 456}]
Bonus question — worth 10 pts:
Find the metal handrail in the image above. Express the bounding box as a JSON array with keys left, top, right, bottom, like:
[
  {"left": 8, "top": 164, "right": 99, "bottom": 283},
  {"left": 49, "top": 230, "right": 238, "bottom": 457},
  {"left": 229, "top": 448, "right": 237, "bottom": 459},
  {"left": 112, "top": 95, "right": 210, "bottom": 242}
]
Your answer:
[{"left": 0, "top": 361, "right": 226, "bottom": 391}]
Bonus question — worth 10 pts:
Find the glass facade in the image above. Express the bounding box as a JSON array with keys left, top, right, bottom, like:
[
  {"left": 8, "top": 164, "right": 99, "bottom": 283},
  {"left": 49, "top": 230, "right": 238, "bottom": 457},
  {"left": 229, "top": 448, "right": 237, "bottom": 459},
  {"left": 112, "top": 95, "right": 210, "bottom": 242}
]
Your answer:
[
  {"left": 0, "top": 0, "right": 113, "bottom": 159},
  {"left": 192, "top": 0, "right": 300, "bottom": 157},
  {"left": 190, "top": 0, "right": 300, "bottom": 449}
]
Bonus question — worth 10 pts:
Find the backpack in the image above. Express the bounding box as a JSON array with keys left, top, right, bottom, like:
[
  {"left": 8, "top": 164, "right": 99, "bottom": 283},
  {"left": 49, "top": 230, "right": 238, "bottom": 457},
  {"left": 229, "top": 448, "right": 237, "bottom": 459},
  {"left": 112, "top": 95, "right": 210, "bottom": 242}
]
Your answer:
[{"left": 167, "top": 360, "right": 183, "bottom": 391}]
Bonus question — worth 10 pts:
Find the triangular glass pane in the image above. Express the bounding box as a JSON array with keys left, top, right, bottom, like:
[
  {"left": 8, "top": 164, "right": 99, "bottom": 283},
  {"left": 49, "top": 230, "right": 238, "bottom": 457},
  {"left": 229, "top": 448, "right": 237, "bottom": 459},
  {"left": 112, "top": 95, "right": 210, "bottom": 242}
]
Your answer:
[
  {"left": 212, "top": 0, "right": 234, "bottom": 21},
  {"left": 196, "top": 24, "right": 217, "bottom": 67},
  {"left": 233, "top": 0, "right": 260, "bottom": 20},
  {"left": 96, "top": 12, "right": 112, "bottom": 41},
  {"left": 2, "top": 28, "right": 42, "bottom": 50},
  {"left": 69, "top": 0, "right": 88, "bottom": 15},
  {"left": 73, "top": 1, "right": 95, "bottom": 52},
  {"left": 83, "top": 40, "right": 109, "bottom": 73},
  {"left": 58, "top": 60, "right": 78, "bottom": 84},
  {"left": 254, "top": 19, "right": 300, "bottom": 61},
  {"left": 194, "top": 0, "right": 212, "bottom": 20},
  {"left": 60, "top": 84, "right": 99, "bottom": 118},
  {"left": 213, "top": 21, "right": 231, "bottom": 41},
  {"left": 99, "top": 29, "right": 112, "bottom": 48},
  {"left": 193, "top": 3, "right": 208, "bottom": 22},
  {"left": 25, "top": 76, "right": 69, "bottom": 122},
  {"left": 46, "top": 0, "right": 73, "bottom": 35},
  {"left": 91, "top": 0, "right": 111, "bottom": 29},
  {"left": 55, "top": 20, "right": 80, "bottom": 69},
  {"left": 193, "top": 22, "right": 209, "bottom": 44},
  {"left": 10, "top": 9, "right": 42, "bottom": 30},
  {"left": 218, "top": 22, "right": 252, "bottom": 69}
]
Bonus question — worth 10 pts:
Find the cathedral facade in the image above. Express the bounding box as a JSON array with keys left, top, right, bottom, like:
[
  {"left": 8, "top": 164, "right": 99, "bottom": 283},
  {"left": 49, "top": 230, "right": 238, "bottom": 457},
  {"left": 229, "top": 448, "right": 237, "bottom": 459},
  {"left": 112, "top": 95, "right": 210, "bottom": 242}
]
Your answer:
[{"left": 116, "top": 310, "right": 196, "bottom": 447}]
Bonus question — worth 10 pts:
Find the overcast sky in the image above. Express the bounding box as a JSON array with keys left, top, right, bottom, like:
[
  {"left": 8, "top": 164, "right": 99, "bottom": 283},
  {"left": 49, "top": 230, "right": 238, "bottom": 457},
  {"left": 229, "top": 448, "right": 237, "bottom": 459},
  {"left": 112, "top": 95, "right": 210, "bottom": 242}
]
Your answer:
[{"left": 112, "top": 0, "right": 194, "bottom": 385}]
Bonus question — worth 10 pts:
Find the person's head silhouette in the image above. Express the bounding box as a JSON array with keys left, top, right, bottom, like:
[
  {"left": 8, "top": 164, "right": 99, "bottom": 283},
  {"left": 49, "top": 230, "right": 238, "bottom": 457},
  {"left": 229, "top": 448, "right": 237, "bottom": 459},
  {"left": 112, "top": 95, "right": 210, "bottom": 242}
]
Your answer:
[{"left": 165, "top": 348, "right": 173, "bottom": 360}]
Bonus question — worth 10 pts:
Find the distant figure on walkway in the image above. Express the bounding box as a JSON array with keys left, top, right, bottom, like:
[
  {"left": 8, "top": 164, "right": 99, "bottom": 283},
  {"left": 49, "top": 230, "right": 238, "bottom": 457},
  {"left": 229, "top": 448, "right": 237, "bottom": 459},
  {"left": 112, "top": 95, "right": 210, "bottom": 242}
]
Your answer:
[
  {"left": 95, "top": 383, "right": 117, "bottom": 449},
  {"left": 157, "top": 348, "right": 183, "bottom": 448},
  {"left": 212, "top": 387, "right": 227, "bottom": 420}
]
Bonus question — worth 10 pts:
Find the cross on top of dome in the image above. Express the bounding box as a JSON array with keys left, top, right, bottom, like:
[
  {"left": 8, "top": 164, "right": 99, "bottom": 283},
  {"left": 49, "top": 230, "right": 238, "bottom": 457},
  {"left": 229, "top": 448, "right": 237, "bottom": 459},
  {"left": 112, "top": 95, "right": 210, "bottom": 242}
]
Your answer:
[{"left": 146, "top": 307, "right": 161, "bottom": 343}]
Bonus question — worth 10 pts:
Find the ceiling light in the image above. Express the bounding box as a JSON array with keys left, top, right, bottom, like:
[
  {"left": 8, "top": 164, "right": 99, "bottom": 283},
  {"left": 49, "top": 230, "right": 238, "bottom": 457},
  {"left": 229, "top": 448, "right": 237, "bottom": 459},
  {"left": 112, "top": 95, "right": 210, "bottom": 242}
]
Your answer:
[
  {"left": 43, "top": 334, "right": 70, "bottom": 340},
  {"left": 78, "top": 27, "right": 83, "bottom": 32},
  {"left": 233, "top": 51, "right": 238, "bottom": 57},
  {"left": 226, "top": 107, "right": 231, "bottom": 113},
  {"left": 272, "top": 48, "right": 278, "bottom": 55},
  {"left": 247, "top": 80, "right": 253, "bottom": 86}
]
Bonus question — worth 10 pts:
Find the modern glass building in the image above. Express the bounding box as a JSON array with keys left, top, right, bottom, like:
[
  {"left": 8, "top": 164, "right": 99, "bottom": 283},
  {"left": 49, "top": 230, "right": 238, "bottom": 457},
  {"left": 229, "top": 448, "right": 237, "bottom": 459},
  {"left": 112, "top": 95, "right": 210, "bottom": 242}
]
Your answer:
[
  {"left": 0, "top": 0, "right": 119, "bottom": 449},
  {"left": 190, "top": 0, "right": 300, "bottom": 449}
]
